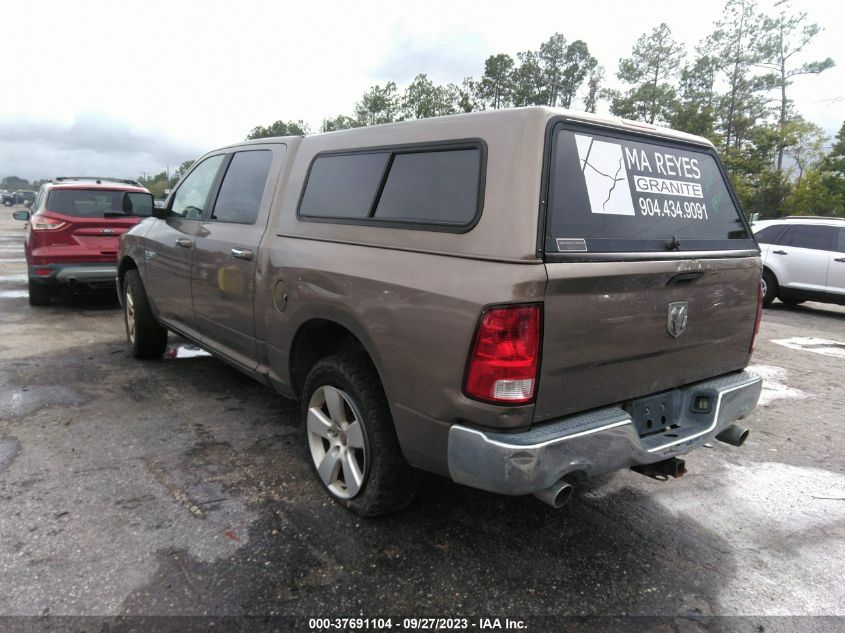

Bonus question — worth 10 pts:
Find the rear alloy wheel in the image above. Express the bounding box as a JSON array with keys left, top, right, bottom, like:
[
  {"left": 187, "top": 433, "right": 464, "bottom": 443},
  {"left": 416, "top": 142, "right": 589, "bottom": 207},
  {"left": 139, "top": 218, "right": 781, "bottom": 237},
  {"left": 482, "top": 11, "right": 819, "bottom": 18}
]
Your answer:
[
  {"left": 307, "top": 385, "right": 368, "bottom": 500},
  {"left": 302, "top": 353, "right": 418, "bottom": 517},
  {"left": 123, "top": 270, "right": 168, "bottom": 359},
  {"left": 27, "top": 279, "right": 52, "bottom": 306},
  {"left": 761, "top": 269, "right": 777, "bottom": 308}
]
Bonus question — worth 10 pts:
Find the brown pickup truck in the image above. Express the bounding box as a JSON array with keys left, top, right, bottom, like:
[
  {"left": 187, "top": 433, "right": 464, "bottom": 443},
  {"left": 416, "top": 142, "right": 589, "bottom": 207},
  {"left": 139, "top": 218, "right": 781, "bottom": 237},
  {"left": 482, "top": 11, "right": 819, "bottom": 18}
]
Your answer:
[{"left": 118, "top": 107, "right": 763, "bottom": 516}]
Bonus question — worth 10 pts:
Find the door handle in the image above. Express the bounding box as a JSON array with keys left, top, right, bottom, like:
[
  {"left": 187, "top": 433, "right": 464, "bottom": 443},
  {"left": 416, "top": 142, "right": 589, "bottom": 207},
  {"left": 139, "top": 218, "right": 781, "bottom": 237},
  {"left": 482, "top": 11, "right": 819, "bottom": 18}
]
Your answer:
[
  {"left": 231, "top": 248, "right": 254, "bottom": 261},
  {"left": 835, "top": 258, "right": 845, "bottom": 263},
  {"left": 772, "top": 249, "right": 788, "bottom": 255},
  {"left": 176, "top": 238, "right": 193, "bottom": 248}
]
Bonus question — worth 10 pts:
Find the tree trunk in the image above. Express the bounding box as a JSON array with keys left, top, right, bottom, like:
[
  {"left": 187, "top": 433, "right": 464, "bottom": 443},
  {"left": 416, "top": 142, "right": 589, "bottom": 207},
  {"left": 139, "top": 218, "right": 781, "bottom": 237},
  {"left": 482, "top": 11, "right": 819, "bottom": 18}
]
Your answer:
[
  {"left": 776, "top": 23, "right": 787, "bottom": 173},
  {"left": 725, "top": 2, "right": 748, "bottom": 152},
  {"left": 725, "top": 63, "right": 738, "bottom": 151},
  {"left": 649, "top": 66, "right": 659, "bottom": 124}
]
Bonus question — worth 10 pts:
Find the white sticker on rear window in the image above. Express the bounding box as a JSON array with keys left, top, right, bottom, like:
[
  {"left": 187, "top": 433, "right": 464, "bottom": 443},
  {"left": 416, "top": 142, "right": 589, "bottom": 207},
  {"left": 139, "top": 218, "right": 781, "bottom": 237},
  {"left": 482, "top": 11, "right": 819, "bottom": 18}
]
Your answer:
[
  {"left": 574, "top": 135, "right": 635, "bottom": 216},
  {"left": 633, "top": 175, "right": 702, "bottom": 199},
  {"left": 575, "top": 133, "right": 710, "bottom": 220}
]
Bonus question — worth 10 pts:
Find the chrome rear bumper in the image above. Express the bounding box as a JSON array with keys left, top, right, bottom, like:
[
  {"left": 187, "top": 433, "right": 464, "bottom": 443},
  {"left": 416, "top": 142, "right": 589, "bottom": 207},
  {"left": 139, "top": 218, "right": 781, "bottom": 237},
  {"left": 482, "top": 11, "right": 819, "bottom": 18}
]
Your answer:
[{"left": 447, "top": 370, "right": 762, "bottom": 495}]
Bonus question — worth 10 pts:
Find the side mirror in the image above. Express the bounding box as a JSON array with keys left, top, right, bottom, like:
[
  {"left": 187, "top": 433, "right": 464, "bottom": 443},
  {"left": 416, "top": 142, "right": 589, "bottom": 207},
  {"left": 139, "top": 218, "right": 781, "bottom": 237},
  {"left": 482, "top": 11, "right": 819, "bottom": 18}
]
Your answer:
[
  {"left": 121, "top": 191, "right": 155, "bottom": 217},
  {"left": 152, "top": 206, "right": 169, "bottom": 219},
  {"left": 12, "top": 210, "right": 30, "bottom": 221}
]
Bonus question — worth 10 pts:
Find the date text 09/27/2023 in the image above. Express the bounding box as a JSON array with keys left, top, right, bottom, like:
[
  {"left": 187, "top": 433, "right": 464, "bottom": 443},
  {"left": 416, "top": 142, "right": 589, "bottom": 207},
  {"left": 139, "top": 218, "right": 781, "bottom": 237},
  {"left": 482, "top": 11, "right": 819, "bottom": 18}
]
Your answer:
[{"left": 308, "top": 617, "right": 527, "bottom": 630}]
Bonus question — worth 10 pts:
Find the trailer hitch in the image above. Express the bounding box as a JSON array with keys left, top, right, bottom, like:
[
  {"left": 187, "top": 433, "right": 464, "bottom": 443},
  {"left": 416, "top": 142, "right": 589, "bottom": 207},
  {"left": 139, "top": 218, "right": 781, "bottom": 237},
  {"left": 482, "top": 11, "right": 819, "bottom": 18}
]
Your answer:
[{"left": 632, "top": 457, "right": 687, "bottom": 481}]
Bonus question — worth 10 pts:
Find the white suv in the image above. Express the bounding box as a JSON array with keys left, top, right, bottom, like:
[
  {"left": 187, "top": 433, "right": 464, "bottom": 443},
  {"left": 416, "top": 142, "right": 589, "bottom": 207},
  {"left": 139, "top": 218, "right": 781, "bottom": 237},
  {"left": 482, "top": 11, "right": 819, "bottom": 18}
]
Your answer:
[{"left": 753, "top": 216, "right": 845, "bottom": 307}]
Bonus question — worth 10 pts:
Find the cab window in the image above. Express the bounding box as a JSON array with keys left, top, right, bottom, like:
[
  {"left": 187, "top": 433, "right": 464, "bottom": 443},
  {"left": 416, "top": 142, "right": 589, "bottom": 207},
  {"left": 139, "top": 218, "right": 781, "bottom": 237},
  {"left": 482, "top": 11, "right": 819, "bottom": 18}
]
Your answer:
[
  {"left": 170, "top": 155, "right": 225, "bottom": 219},
  {"left": 211, "top": 150, "right": 274, "bottom": 224}
]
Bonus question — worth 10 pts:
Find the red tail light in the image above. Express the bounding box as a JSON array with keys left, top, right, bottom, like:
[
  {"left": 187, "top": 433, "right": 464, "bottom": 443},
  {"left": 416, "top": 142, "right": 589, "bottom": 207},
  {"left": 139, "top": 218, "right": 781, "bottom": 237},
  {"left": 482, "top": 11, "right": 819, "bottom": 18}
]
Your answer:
[
  {"left": 464, "top": 304, "right": 542, "bottom": 404},
  {"left": 31, "top": 214, "right": 66, "bottom": 231},
  {"left": 750, "top": 280, "right": 763, "bottom": 353}
]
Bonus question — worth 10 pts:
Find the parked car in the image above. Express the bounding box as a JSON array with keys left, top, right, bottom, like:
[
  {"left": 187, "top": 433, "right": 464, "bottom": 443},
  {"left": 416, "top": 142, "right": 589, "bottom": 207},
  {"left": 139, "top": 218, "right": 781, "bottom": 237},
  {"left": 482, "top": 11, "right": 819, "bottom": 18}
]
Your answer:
[
  {"left": 118, "top": 107, "right": 763, "bottom": 516},
  {"left": 753, "top": 216, "right": 845, "bottom": 307},
  {"left": 2, "top": 189, "right": 35, "bottom": 207},
  {"left": 5, "top": 190, "right": 37, "bottom": 206},
  {"left": 13, "top": 177, "right": 154, "bottom": 306},
  {"left": 17, "top": 190, "right": 37, "bottom": 206}
]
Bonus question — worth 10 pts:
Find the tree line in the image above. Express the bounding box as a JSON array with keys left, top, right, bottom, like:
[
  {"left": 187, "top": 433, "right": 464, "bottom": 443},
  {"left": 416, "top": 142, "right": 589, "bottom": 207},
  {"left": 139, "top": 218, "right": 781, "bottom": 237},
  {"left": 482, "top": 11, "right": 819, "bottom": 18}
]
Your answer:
[
  {"left": 135, "top": 160, "right": 195, "bottom": 199},
  {"left": 0, "top": 161, "right": 196, "bottom": 200},
  {"left": 247, "top": 0, "right": 842, "bottom": 219},
  {"left": 1, "top": 175, "right": 50, "bottom": 192},
  {"left": 3, "top": 1, "right": 839, "bottom": 217}
]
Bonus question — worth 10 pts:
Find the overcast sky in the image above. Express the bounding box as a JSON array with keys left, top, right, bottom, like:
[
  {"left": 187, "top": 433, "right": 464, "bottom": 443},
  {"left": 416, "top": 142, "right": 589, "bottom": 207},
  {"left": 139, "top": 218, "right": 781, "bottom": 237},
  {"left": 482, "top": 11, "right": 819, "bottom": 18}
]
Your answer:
[{"left": 2, "top": 0, "right": 842, "bottom": 182}]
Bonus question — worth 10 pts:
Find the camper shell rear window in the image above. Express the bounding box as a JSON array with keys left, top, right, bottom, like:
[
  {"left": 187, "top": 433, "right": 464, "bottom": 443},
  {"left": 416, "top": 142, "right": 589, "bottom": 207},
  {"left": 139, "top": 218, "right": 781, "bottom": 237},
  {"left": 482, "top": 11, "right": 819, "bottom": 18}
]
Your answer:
[{"left": 544, "top": 122, "right": 756, "bottom": 256}]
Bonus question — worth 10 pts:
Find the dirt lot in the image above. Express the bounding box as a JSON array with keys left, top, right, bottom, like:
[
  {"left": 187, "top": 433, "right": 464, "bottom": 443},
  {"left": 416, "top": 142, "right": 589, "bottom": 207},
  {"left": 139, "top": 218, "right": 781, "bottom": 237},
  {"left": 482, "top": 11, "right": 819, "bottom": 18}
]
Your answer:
[{"left": 1, "top": 209, "right": 844, "bottom": 629}]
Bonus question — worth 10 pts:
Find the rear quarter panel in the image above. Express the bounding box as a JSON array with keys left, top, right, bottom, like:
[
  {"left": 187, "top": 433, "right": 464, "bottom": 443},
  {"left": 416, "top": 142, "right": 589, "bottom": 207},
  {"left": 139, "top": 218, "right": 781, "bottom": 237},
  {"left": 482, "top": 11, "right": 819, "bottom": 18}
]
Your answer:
[
  {"left": 261, "top": 239, "right": 548, "bottom": 472},
  {"left": 255, "top": 111, "right": 554, "bottom": 468}
]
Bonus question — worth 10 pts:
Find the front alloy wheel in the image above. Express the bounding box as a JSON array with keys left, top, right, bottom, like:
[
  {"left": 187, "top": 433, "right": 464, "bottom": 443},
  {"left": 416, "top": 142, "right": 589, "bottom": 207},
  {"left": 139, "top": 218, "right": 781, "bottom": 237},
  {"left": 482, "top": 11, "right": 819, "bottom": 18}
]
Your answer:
[
  {"left": 123, "top": 269, "right": 167, "bottom": 358},
  {"left": 125, "top": 283, "right": 137, "bottom": 344}
]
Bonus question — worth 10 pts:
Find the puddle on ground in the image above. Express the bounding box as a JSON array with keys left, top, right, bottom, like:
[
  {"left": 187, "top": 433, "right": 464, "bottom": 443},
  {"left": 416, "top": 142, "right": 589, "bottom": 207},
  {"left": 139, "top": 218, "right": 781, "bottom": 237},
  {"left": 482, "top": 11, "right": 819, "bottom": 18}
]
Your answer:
[
  {"left": 0, "top": 290, "right": 28, "bottom": 299},
  {"left": 746, "top": 364, "right": 811, "bottom": 406},
  {"left": 0, "top": 438, "right": 20, "bottom": 473},
  {"left": 771, "top": 336, "right": 845, "bottom": 359},
  {"left": 586, "top": 460, "right": 845, "bottom": 614},
  {"left": 651, "top": 460, "right": 845, "bottom": 535},
  {"left": 164, "top": 343, "right": 212, "bottom": 359},
  {"left": 0, "top": 385, "right": 90, "bottom": 417}
]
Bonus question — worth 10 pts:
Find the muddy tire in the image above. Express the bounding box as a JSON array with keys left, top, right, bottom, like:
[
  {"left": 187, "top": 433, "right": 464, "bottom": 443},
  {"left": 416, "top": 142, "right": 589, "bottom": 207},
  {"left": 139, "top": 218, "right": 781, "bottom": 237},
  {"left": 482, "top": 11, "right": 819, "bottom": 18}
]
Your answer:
[
  {"left": 761, "top": 269, "right": 777, "bottom": 308},
  {"left": 28, "top": 279, "right": 52, "bottom": 306},
  {"left": 123, "top": 270, "right": 167, "bottom": 359},
  {"left": 302, "top": 353, "right": 418, "bottom": 517}
]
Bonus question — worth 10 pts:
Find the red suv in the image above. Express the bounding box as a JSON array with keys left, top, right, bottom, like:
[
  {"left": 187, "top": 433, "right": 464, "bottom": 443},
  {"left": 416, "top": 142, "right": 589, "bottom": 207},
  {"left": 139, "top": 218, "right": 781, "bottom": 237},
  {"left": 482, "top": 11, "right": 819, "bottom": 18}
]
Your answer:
[{"left": 13, "top": 177, "right": 154, "bottom": 306}]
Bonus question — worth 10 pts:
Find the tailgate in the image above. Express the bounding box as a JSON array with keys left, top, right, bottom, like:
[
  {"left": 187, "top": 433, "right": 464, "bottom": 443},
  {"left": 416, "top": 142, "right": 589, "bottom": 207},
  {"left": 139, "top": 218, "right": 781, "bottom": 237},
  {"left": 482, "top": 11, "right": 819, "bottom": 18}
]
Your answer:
[
  {"left": 535, "top": 257, "right": 760, "bottom": 421},
  {"left": 71, "top": 221, "right": 135, "bottom": 254},
  {"left": 535, "top": 120, "right": 760, "bottom": 422},
  {"left": 43, "top": 187, "right": 141, "bottom": 261}
]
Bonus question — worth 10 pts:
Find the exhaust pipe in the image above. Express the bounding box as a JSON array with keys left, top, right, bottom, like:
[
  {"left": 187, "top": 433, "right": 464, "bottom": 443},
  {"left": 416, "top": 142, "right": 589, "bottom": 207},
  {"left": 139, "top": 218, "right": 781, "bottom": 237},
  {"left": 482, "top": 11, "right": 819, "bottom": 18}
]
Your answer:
[
  {"left": 716, "top": 424, "right": 750, "bottom": 447},
  {"left": 534, "top": 479, "right": 574, "bottom": 508},
  {"left": 632, "top": 457, "right": 687, "bottom": 480}
]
